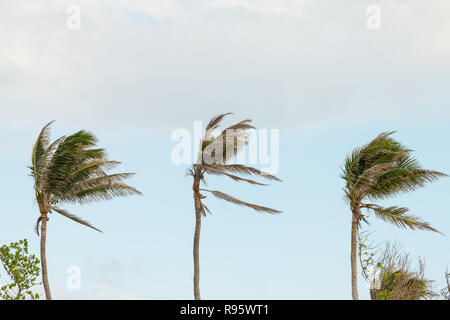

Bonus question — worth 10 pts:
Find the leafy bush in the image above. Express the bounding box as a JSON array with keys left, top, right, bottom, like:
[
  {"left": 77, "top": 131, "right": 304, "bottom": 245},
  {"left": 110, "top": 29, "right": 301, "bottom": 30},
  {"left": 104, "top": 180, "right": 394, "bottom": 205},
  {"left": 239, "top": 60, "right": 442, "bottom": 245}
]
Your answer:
[{"left": 0, "top": 239, "right": 41, "bottom": 300}]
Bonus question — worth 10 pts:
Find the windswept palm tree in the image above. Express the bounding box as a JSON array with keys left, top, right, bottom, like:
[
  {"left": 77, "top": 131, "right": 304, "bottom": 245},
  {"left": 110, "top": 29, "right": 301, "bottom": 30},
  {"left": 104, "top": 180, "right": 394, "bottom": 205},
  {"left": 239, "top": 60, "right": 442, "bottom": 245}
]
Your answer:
[
  {"left": 30, "top": 121, "right": 141, "bottom": 300},
  {"left": 341, "top": 131, "right": 446, "bottom": 300},
  {"left": 188, "top": 113, "right": 281, "bottom": 300}
]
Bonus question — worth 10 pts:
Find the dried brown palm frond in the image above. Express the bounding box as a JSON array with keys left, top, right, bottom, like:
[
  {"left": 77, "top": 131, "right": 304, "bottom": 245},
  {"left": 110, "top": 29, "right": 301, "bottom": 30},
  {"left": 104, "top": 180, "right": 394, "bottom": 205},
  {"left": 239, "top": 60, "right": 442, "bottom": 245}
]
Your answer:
[
  {"left": 193, "top": 113, "right": 281, "bottom": 216},
  {"left": 202, "top": 164, "right": 281, "bottom": 182},
  {"left": 202, "top": 165, "right": 267, "bottom": 185},
  {"left": 204, "top": 112, "right": 233, "bottom": 140},
  {"left": 50, "top": 207, "right": 102, "bottom": 233},
  {"left": 369, "top": 243, "right": 436, "bottom": 300},
  {"left": 200, "top": 189, "right": 281, "bottom": 214}
]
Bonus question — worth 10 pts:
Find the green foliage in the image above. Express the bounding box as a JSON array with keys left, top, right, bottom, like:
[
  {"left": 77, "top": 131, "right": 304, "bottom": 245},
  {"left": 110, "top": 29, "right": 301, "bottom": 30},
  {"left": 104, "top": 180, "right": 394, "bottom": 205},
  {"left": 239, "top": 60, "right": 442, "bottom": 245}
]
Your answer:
[
  {"left": 0, "top": 239, "right": 41, "bottom": 300},
  {"left": 375, "top": 269, "right": 428, "bottom": 300},
  {"left": 31, "top": 121, "right": 142, "bottom": 233},
  {"left": 357, "top": 232, "right": 378, "bottom": 282},
  {"left": 366, "top": 242, "right": 435, "bottom": 300}
]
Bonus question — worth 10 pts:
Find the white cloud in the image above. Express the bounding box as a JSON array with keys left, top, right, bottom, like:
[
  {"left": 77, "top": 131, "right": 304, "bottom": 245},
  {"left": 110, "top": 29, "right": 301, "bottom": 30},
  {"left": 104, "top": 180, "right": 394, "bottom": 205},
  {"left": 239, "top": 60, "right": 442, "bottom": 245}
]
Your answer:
[{"left": 1, "top": 0, "right": 449, "bottom": 132}]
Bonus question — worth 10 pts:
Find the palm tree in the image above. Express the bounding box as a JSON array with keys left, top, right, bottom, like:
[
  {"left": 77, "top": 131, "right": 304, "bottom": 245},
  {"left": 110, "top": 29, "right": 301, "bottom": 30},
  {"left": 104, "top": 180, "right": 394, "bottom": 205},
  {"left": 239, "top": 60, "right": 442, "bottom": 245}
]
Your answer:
[
  {"left": 187, "top": 113, "right": 281, "bottom": 300},
  {"left": 30, "top": 121, "right": 141, "bottom": 299},
  {"left": 341, "top": 131, "right": 446, "bottom": 300}
]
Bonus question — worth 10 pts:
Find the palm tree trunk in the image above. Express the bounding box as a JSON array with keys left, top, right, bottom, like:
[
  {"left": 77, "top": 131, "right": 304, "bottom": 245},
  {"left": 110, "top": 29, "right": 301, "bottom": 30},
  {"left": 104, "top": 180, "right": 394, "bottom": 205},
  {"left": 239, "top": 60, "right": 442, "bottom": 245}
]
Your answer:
[
  {"left": 193, "top": 176, "right": 202, "bottom": 300},
  {"left": 350, "top": 210, "right": 359, "bottom": 300},
  {"left": 40, "top": 215, "right": 52, "bottom": 300}
]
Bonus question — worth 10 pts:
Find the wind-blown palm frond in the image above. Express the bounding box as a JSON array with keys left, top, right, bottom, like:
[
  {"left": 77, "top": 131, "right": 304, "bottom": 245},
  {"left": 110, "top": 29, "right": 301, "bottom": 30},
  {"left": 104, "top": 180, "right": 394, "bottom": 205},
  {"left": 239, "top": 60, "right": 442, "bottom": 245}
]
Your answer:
[
  {"left": 200, "top": 189, "right": 281, "bottom": 214},
  {"left": 30, "top": 120, "right": 55, "bottom": 180},
  {"left": 205, "top": 112, "right": 233, "bottom": 140},
  {"left": 31, "top": 121, "right": 142, "bottom": 226},
  {"left": 342, "top": 131, "right": 446, "bottom": 226},
  {"left": 368, "top": 169, "right": 447, "bottom": 201},
  {"left": 354, "top": 162, "right": 396, "bottom": 195},
  {"left": 51, "top": 207, "right": 102, "bottom": 233},
  {"left": 199, "top": 201, "right": 211, "bottom": 217},
  {"left": 72, "top": 183, "right": 142, "bottom": 204},
  {"left": 203, "top": 164, "right": 281, "bottom": 182},
  {"left": 201, "top": 116, "right": 256, "bottom": 165},
  {"left": 362, "top": 204, "right": 441, "bottom": 234},
  {"left": 202, "top": 165, "right": 267, "bottom": 185},
  {"left": 193, "top": 114, "right": 281, "bottom": 214}
]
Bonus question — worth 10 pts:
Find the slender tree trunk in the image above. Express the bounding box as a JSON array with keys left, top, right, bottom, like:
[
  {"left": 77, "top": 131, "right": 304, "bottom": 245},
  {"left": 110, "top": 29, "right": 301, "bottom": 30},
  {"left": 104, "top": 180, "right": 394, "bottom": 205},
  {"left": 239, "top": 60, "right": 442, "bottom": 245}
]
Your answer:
[
  {"left": 193, "top": 176, "right": 202, "bottom": 300},
  {"left": 350, "top": 209, "right": 359, "bottom": 300},
  {"left": 40, "top": 215, "right": 52, "bottom": 300}
]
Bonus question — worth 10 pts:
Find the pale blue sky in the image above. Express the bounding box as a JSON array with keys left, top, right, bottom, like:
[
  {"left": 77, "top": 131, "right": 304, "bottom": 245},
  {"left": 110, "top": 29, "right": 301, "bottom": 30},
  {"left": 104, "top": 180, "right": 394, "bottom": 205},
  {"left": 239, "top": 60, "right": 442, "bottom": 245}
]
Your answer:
[{"left": 0, "top": 1, "right": 449, "bottom": 299}]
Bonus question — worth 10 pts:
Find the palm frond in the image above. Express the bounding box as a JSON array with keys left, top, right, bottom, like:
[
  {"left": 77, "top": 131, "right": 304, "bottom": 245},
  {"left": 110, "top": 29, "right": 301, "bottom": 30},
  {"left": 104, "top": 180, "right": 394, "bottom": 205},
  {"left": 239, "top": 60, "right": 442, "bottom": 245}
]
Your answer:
[
  {"left": 202, "top": 165, "right": 267, "bottom": 185},
  {"left": 51, "top": 207, "right": 102, "bottom": 232},
  {"left": 203, "top": 164, "right": 281, "bottom": 182},
  {"left": 68, "top": 159, "right": 121, "bottom": 182},
  {"left": 31, "top": 120, "right": 54, "bottom": 179},
  {"left": 363, "top": 204, "right": 441, "bottom": 233},
  {"left": 36, "top": 135, "right": 67, "bottom": 189},
  {"left": 72, "top": 173, "right": 136, "bottom": 191},
  {"left": 39, "top": 131, "right": 98, "bottom": 193},
  {"left": 343, "top": 132, "right": 447, "bottom": 204},
  {"left": 199, "top": 201, "right": 211, "bottom": 217},
  {"left": 200, "top": 189, "right": 281, "bottom": 214},
  {"left": 354, "top": 162, "right": 396, "bottom": 195},
  {"left": 368, "top": 169, "right": 447, "bottom": 200},
  {"left": 205, "top": 113, "right": 233, "bottom": 140},
  {"left": 201, "top": 117, "right": 256, "bottom": 165},
  {"left": 72, "top": 183, "right": 142, "bottom": 204}
]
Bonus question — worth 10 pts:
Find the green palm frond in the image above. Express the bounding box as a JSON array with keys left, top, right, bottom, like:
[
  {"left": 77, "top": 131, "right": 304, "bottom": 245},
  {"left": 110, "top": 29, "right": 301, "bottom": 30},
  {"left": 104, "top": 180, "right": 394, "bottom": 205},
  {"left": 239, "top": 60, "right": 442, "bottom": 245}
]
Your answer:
[
  {"left": 30, "top": 120, "right": 54, "bottom": 179},
  {"left": 342, "top": 131, "right": 446, "bottom": 237},
  {"left": 73, "top": 173, "right": 136, "bottom": 191},
  {"left": 72, "top": 183, "right": 142, "bottom": 205},
  {"left": 367, "top": 168, "right": 447, "bottom": 201},
  {"left": 343, "top": 132, "right": 446, "bottom": 201},
  {"left": 68, "top": 159, "right": 120, "bottom": 182},
  {"left": 362, "top": 204, "right": 441, "bottom": 233},
  {"left": 31, "top": 121, "right": 141, "bottom": 232}
]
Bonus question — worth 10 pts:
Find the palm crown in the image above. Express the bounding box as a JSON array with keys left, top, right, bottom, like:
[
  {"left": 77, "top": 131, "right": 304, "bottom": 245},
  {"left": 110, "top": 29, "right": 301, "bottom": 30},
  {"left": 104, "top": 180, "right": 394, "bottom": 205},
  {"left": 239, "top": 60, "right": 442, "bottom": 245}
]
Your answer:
[
  {"left": 189, "top": 113, "right": 282, "bottom": 215},
  {"left": 30, "top": 121, "right": 141, "bottom": 233},
  {"left": 341, "top": 131, "right": 446, "bottom": 232}
]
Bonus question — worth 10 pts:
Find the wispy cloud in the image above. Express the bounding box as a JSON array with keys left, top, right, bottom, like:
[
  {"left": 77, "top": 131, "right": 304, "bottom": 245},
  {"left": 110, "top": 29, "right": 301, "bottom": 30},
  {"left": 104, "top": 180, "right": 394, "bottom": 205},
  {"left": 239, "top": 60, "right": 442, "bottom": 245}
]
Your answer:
[{"left": 1, "top": 0, "right": 449, "bottom": 132}]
